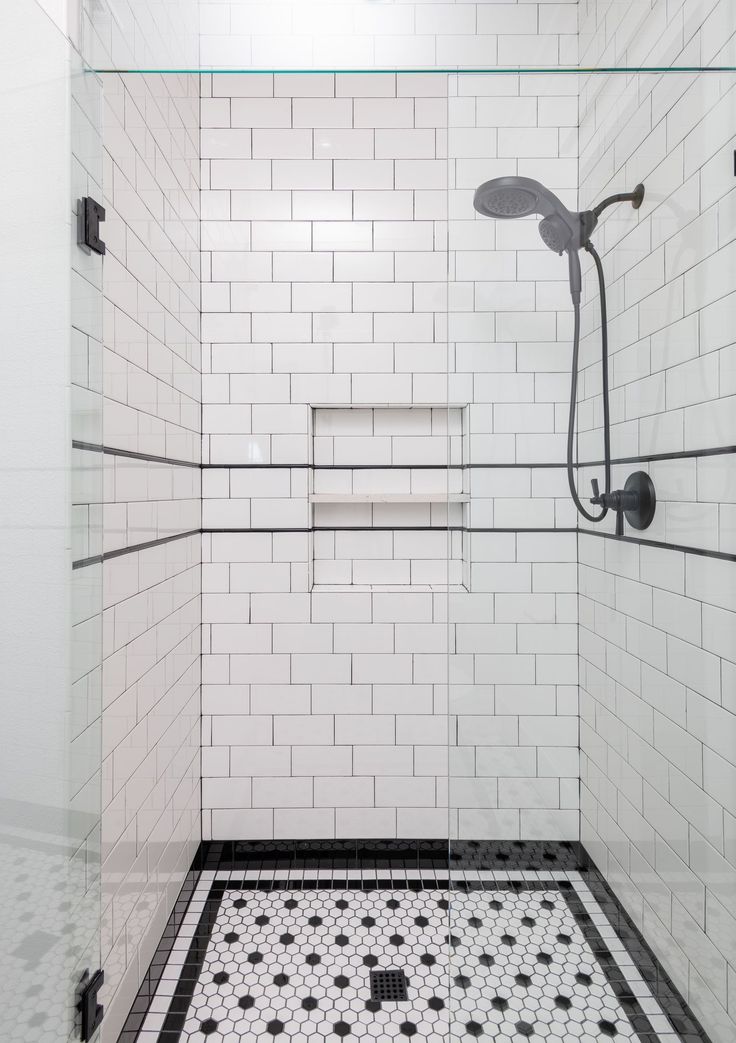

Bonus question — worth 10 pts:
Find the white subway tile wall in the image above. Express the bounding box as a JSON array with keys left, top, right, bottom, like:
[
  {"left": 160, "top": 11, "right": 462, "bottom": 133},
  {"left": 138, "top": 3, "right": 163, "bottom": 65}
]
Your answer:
[
  {"left": 576, "top": 19, "right": 736, "bottom": 1043},
  {"left": 83, "top": 0, "right": 199, "bottom": 70},
  {"left": 579, "top": 0, "right": 736, "bottom": 69},
  {"left": 448, "top": 71, "right": 580, "bottom": 841},
  {"left": 200, "top": 70, "right": 580, "bottom": 845},
  {"left": 98, "top": 72, "right": 201, "bottom": 1043},
  {"left": 199, "top": 1, "right": 579, "bottom": 71}
]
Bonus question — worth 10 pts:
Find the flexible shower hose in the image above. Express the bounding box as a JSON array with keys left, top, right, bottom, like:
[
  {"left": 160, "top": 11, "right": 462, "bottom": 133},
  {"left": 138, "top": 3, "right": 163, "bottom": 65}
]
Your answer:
[{"left": 566, "top": 241, "right": 611, "bottom": 522}]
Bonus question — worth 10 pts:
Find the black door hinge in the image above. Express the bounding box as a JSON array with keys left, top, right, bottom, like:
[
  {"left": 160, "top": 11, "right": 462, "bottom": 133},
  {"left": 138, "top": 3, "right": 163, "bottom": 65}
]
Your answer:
[
  {"left": 78, "top": 968, "right": 104, "bottom": 1041},
  {"left": 79, "top": 197, "right": 106, "bottom": 255}
]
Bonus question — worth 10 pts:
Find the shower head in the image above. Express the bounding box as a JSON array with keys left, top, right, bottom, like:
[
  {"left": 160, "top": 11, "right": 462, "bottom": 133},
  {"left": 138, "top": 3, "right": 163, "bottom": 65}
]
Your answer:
[
  {"left": 473, "top": 175, "right": 645, "bottom": 304},
  {"left": 473, "top": 181, "right": 540, "bottom": 219},
  {"left": 473, "top": 176, "right": 569, "bottom": 222},
  {"left": 473, "top": 176, "right": 582, "bottom": 252},
  {"left": 474, "top": 176, "right": 585, "bottom": 300}
]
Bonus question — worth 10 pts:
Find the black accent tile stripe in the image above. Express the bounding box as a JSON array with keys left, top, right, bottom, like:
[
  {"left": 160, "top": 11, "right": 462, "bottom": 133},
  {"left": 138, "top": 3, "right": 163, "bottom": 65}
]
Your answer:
[
  {"left": 579, "top": 444, "right": 736, "bottom": 468},
  {"left": 205, "top": 526, "right": 574, "bottom": 534},
  {"left": 72, "top": 529, "right": 200, "bottom": 570},
  {"left": 72, "top": 440, "right": 201, "bottom": 469},
  {"left": 201, "top": 445, "right": 736, "bottom": 470},
  {"left": 75, "top": 524, "right": 734, "bottom": 568},
  {"left": 579, "top": 527, "right": 736, "bottom": 563}
]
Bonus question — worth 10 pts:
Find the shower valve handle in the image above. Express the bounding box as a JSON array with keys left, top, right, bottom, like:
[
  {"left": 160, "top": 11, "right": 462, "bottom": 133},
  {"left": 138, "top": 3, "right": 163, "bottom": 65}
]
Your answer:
[{"left": 590, "top": 479, "right": 640, "bottom": 536}]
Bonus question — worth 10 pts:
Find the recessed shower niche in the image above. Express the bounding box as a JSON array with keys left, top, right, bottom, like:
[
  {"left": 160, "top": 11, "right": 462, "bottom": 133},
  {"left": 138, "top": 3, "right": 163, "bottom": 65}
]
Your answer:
[{"left": 309, "top": 404, "right": 469, "bottom": 589}]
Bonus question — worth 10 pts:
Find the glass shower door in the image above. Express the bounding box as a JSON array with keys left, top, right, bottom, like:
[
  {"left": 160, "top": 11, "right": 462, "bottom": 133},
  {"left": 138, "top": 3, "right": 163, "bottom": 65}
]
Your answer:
[
  {"left": 447, "top": 65, "right": 736, "bottom": 1043},
  {"left": 0, "top": 5, "right": 104, "bottom": 1040}
]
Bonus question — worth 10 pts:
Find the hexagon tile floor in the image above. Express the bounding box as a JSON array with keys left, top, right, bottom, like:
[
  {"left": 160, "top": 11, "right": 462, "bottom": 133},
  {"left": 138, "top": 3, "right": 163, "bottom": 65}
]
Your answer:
[{"left": 136, "top": 866, "right": 701, "bottom": 1042}]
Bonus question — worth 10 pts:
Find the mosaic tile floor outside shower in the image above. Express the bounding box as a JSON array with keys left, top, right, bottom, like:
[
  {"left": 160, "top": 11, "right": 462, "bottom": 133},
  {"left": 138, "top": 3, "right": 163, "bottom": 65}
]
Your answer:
[{"left": 131, "top": 843, "right": 705, "bottom": 1043}]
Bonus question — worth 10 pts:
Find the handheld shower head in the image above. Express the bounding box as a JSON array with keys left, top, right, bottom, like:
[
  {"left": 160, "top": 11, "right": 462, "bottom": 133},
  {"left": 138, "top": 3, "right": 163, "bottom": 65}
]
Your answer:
[
  {"left": 472, "top": 181, "right": 540, "bottom": 219},
  {"left": 475, "top": 176, "right": 585, "bottom": 303},
  {"left": 473, "top": 176, "right": 569, "bottom": 222},
  {"left": 474, "top": 175, "right": 583, "bottom": 258}
]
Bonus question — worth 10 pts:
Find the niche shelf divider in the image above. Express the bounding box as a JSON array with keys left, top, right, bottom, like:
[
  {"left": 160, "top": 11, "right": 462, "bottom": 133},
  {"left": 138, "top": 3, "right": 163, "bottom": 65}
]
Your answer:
[{"left": 309, "top": 404, "right": 469, "bottom": 591}]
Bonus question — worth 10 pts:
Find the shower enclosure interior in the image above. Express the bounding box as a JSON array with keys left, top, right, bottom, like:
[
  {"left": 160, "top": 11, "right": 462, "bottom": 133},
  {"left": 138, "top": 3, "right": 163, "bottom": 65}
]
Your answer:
[{"left": 2, "top": 3, "right": 735, "bottom": 1040}]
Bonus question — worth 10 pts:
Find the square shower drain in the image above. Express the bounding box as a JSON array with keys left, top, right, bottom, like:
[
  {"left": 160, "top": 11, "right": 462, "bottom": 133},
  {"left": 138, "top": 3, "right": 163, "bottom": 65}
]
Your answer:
[{"left": 370, "top": 969, "right": 409, "bottom": 1002}]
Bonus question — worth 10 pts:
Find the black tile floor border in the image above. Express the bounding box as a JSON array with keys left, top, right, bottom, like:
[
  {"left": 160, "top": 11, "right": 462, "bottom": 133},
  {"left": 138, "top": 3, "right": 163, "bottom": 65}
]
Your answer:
[
  {"left": 198, "top": 837, "right": 588, "bottom": 874},
  {"left": 574, "top": 871, "right": 711, "bottom": 1043},
  {"left": 117, "top": 851, "right": 211, "bottom": 1042},
  {"left": 119, "top": 840, "right": 712, "bottom": 1043},
  {"left": 144, "top": 879, "right": 675, "bottom": 1042}
]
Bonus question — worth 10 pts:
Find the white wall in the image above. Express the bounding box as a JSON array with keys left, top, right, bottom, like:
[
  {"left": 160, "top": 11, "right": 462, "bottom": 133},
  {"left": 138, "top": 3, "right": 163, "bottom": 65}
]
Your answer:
[
  {"left": 199, "top": 0, "right": 578, "bottom": 70},
  {"left": 198, "top": 69, "right": 581, "bottom": 841},
  {"left": 576, "top": 7, "right": 736, "bottom": 1040},
  {"left": 579, "top": 0, "right": 736, "bottom": 69},
  {"left": 82, "top": 0, "right": 199, "bottom": 70},
  {"left": 97, "top": 70, "right": 202, "bottom": 1042},
  {"left": 200, "top": 72, "right": 453, "bottom": 841}
]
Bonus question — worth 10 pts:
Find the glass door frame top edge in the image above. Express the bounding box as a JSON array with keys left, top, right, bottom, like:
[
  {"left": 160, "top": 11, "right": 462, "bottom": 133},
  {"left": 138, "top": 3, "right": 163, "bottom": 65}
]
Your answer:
[{"left": 91, "top": 65, "right": 736, "bottom": 75}]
